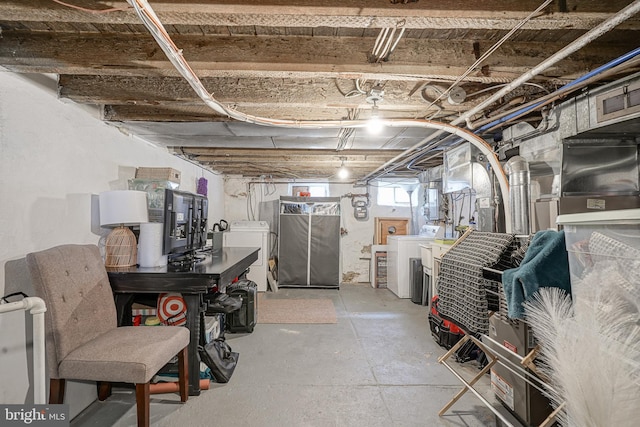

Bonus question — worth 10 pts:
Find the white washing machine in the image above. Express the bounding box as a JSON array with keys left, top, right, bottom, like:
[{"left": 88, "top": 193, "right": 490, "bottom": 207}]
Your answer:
[
  {"left": 223, "top": 220, "right": 269, "bottom": 292},
  {"left": 386, "top": 235, "right": 436, "bottom": 299}
]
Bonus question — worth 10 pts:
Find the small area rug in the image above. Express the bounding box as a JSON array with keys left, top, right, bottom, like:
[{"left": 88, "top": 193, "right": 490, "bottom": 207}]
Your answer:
[{"left": 257, "top": 294, "right": 337, "bottom": 324}]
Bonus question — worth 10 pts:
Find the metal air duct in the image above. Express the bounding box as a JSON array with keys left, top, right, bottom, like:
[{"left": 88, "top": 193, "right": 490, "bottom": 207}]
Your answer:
[{"left": 504, "top": 156, "right": 531, "bottom": 236}]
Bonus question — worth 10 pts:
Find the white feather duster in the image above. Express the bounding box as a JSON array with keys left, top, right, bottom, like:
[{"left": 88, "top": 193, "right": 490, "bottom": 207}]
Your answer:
[{"left": 523, "top": 263, "right": 640, "bottom": 427}]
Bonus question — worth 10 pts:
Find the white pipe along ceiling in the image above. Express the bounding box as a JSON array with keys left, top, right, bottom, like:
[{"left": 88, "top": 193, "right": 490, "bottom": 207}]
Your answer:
[
  {"left": 4, "top": 1, "right": 637, "bottom": 182},
  {"left": 128, "top": 0, "right": 515, "bottom": 232},
  {"left": 127, "top": 0, "right": 640, "bottom": 232},
  {"left": 129, "top": 0, "right": 640, "bottom": 176}
]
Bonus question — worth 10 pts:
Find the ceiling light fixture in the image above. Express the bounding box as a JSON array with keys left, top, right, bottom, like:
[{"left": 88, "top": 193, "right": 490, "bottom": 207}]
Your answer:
[
  {"left": 367, "top": 104, "right": 384, "bottom": 135},
  {"left": 366, "top": 84, "right": 385, "bottom": 134},
  {"left": 337, "top": 157, "right": 349, "bottom": 180}
]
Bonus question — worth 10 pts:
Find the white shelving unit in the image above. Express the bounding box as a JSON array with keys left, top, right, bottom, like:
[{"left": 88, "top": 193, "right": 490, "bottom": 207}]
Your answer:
[{"left": 223, "top": 220, "right": 270, "bottom": 292}]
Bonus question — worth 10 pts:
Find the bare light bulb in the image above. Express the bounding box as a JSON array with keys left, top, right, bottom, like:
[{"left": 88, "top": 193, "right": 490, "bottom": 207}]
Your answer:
[
  {"left": 367, "top": 106, "right": 384, "bottom": 134},
  {"left": 338, "top": 165, "right": 349, "bottom": 179}
]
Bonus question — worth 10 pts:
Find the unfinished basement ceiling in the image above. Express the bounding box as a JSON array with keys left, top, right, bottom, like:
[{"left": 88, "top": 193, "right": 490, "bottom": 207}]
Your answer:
[{"left": 1, "top": 0, "right": 639, "bottom": 180}]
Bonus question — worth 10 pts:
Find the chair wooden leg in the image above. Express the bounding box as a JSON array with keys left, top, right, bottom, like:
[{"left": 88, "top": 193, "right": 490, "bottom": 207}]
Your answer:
[
  {"left": 49, "top": 378, "right": 65, "bottom": 404},
  {"left": 97, "top": 382, "right": 112, "bottom": 401},
  {"left": 177, "top": 346, "right": 189, "bottom": 403},
  {"left": 135, "top": 383, "right": 150, "bottom": 427}
]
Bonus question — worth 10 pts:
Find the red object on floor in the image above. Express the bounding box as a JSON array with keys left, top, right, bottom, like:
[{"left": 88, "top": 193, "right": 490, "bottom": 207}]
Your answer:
[{"left": 430, "top": 296, "right": 463, "bottom": 334}]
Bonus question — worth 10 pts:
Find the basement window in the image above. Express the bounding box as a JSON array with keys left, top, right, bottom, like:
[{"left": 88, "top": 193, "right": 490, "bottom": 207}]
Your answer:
[
  {"left": 376, "top": 184, "right": 419, "bottom": 207},
  {"left": 288, "top": 183, "right": 329, "bottom": 197}
]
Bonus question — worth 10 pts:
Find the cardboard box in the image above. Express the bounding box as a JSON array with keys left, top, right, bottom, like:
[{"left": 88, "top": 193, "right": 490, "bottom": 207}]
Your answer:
[{"left": 135, "top": 167, "right": 181, "bottom": 184}]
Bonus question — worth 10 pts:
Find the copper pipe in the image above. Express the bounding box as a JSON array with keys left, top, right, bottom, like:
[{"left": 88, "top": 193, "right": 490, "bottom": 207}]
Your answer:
[{"left": 149, "top": 379, "right": 209, "bottom": 395}]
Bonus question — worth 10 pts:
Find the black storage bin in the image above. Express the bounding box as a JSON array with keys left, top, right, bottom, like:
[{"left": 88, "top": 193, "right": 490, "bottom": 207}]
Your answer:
[
  {"left": 225, "top": 279, "right": 257, "bottom": 333},
  {"left": 429, "top": 312, "right": 463, "bottom": 350},
  {"left": 409, "top": 257, "right": 423, "bottom": 305},
  {"left": 429, "top": 312, "right": 448, "bottom": 348},
  {"left": 445, "top": 328, "right": 464, "bottom": 349}
]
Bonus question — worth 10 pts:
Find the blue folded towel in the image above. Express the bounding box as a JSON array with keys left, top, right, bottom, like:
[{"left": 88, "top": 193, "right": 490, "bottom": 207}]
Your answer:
[{"left": 502, "top": 230, "right": 572, "bottom": 319}]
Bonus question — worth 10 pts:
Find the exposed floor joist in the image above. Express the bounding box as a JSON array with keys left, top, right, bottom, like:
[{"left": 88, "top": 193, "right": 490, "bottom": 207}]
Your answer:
[
  {"left": 4, "top": 0, "right": 639, "bottom": 30},
  {"left": 173, "top": 148, "right": 420, "bottom": 179},
  {"left": 2, "top": 0, "right": 639, "bottom": 179}
]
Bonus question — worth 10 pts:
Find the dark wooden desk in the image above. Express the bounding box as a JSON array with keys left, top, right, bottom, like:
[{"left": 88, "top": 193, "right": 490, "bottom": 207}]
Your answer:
[{"left": 107, "top": 247, "right": 259, "bottom": 396}]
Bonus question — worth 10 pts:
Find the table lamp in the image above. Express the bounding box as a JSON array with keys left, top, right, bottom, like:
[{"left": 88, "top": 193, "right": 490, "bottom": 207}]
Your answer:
[{"left": 99, "top": 190, "right": 149, "bottom": 267}]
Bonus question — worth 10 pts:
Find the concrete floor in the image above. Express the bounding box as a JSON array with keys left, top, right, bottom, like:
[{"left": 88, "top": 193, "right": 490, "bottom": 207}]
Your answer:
[{"left": 71, "top": 283, "right": 512, "bottom": 427}]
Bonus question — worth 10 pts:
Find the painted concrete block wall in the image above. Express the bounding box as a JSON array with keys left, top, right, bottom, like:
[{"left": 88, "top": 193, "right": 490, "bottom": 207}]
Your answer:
[
  {"left": 0, "top": 72, "right": 224, "bottom": 415},
  {"left": 223, "top": 176, "right": 412, "bottom": 284}
]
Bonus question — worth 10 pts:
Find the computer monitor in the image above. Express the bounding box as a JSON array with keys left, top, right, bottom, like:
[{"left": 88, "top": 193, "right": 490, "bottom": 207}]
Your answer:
[{"left": 163, "top": 188, "right": 208, "bottom": 259}]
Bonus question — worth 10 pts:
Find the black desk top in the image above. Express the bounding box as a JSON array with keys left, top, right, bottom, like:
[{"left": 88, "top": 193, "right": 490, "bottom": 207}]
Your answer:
[{"left": 107, "top": 247, "right": 260, "bottom": 293}]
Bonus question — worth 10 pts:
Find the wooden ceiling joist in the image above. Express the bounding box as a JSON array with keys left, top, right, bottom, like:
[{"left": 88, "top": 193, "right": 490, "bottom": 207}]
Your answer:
[
  {"left": 2, "top": 0, "right": 639, "bottom": 179},
  {"left": 175, "top": 148, "right": 409, "bottom": 179},
  {"left": 4, "top": 0, "right": 639, "bottom": 31},
  {"left": 1, "top": 32, "right": 633, "bottom": 83}
]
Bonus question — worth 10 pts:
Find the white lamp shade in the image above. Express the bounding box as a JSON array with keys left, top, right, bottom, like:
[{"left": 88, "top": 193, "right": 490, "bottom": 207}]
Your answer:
[{"left": 99, "top": 190, "right": 149, "bottom": 227}]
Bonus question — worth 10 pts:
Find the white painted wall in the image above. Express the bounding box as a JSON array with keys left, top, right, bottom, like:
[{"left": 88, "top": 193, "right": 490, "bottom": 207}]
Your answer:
[
  {"left": 223, "top": 176, "right": 412, "bottom": 284},
  {"left": 0, "top": 72, "right": 224, "bottom": 415}
]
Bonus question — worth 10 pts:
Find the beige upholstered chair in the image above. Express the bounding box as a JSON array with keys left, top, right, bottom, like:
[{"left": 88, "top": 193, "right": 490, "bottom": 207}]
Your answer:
[{"left": 26, "top": 244, "right": 190, "bottom": 427}]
